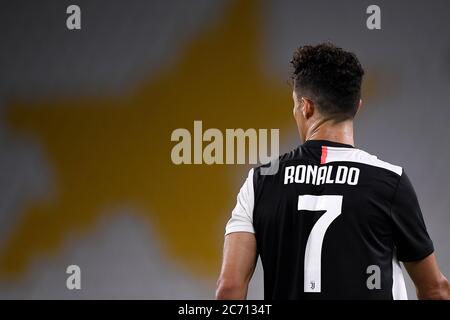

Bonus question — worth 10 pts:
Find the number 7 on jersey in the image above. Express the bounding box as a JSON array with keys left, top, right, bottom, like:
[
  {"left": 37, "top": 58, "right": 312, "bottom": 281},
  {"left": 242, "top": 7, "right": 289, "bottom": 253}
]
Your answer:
[{"left": 298, "top": 195, "right": 343, "bottom": 293}]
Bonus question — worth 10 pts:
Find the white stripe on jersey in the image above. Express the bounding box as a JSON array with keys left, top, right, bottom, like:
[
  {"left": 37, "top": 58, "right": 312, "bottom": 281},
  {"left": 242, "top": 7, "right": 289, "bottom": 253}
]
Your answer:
[
  {"left": 323, "top": 147, "right": 403, "bottom": 176},
  {"left": 392, "top": 253, "right": 408, "bottom": 300}
]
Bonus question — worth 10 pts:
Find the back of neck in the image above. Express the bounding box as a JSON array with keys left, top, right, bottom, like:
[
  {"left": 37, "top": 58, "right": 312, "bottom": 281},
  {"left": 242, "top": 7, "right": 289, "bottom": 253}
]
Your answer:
[{"left": 305, "top": 119, "right": 355, "bottom": 147}]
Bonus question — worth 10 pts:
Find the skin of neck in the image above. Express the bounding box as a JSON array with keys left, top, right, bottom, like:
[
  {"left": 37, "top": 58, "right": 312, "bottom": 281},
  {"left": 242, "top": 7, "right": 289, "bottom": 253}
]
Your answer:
[{"left": 304, "top": 117, "right": 355, "bottom": 147}]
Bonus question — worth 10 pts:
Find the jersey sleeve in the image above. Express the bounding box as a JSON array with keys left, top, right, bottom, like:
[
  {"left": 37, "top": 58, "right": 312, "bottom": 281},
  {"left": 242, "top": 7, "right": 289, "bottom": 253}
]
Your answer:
[
  {"left": 390, "top": 171, "right": 434, "bottom": 262},
  {"left": 225, "top": 168, "right": 255, "bottom": 236}
]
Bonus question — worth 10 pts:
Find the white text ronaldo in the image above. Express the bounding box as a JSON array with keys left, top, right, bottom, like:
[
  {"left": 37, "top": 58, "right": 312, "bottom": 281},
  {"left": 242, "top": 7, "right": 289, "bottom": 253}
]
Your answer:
[{"left": 284, "top": 165, "right": 360, "bottom": 186}]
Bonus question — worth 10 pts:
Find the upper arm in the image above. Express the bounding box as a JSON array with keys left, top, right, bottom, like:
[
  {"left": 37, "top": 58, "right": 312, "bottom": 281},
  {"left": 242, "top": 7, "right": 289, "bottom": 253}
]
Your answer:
[
  {"left": 221, "top": 168, "right": 257, "bottom": 285},
  {"left": 217, "top": 169, "right": 257, "bottom": 299},
  {"left": 404, "top": 253, "right": 449, "bottom": 300},
  {"left": 219, "top": 232, "right": 258, "bottom": 287}
]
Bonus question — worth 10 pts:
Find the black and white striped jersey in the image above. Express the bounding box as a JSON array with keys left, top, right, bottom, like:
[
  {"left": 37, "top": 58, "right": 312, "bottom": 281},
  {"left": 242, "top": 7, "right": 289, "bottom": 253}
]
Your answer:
[{"left": 225, "top": 140, "right": 434, "bottom": 300}]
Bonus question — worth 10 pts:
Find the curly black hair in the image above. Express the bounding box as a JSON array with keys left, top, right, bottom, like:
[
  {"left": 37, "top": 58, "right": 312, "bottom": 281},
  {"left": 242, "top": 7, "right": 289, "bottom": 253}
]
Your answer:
[{"left": 291, "top": 42, "right": 364, "bottom": 120}]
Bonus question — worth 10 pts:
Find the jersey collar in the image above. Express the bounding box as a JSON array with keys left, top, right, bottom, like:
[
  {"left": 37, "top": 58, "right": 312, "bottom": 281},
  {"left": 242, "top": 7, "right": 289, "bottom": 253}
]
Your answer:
[{"left": 302, "top": 139, "right": 355, "bottom": 149}]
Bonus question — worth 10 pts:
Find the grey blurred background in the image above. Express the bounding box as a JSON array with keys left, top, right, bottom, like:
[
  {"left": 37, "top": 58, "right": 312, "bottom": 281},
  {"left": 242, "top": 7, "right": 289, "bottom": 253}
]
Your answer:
[{"left": 0, "top": 0, "right": 449, "bottom": 299}]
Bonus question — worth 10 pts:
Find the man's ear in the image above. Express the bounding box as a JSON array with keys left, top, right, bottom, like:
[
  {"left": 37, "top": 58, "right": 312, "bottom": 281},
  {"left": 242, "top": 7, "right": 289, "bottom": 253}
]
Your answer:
[
  {"left": 356, "top": 99, "right": 363, "bottom": 115},
  {"left": 302, "top": 98, "right": 315, "bottom": 120}
]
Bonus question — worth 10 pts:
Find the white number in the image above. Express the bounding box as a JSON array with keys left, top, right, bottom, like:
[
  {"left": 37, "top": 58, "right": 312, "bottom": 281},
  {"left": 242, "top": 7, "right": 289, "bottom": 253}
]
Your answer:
[{"left": 298, "top": 195, "right": 343, "bottom": 293}]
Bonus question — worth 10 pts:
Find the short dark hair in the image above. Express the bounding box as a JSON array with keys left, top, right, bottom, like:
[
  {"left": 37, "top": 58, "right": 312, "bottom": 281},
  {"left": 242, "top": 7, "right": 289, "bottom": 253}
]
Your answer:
[{"left": 290, "top": 42, "right": 364, "bottom": 120}]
